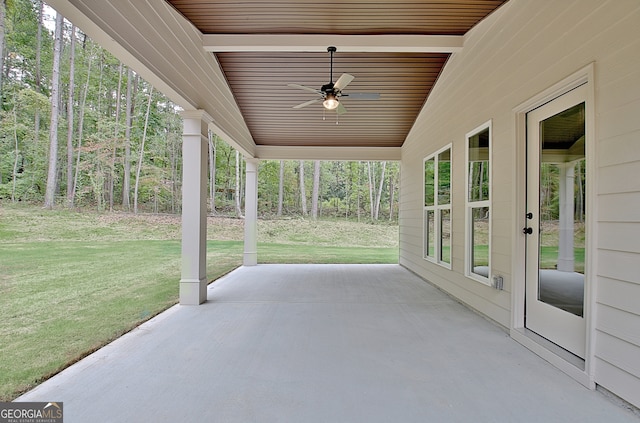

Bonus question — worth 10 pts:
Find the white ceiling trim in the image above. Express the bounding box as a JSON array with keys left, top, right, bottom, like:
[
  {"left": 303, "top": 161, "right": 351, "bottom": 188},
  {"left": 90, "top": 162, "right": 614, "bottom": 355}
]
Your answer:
[
  {"left": 203, "top": 34, "right": 463, "bottom": 53},
  {"left": 255, "top": 145, "right": 401, "bottom": 161}
]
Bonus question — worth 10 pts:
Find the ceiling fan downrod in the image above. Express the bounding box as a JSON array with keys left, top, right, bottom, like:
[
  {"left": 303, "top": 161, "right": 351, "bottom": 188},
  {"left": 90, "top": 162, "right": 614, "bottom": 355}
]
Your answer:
[{"left": 327, "top": 46, "right": 336, "bottom": 84}]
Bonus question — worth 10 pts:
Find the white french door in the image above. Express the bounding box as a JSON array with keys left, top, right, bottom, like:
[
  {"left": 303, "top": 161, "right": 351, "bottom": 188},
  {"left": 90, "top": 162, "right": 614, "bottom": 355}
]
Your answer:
[{"left": 525, "top": 84, "right": 587, "bottom": 359}]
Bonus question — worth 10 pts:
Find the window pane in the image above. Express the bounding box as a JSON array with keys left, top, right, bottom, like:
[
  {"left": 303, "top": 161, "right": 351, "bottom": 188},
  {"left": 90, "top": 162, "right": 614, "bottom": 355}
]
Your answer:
[
  {"left": 471, "top": 207, "right": 489, "bottom": 277},
  {"left": 425, "top": 210, "right": 435, "bottom": 258},
  {"left": 424, "top": 158, "right": 435, "bottom": 206},
  {"left": 440, "top": 209, "right": 451, "bottom": 264},
  {"left": 438, "top": 149, "right": 451, "bottom": 205},
  {"left": 468, "top": 128, "right": 490, "bottom": 202}
]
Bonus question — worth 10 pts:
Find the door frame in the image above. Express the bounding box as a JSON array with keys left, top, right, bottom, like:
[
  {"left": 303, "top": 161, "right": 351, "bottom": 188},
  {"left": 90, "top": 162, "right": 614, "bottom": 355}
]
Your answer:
[{"left": 511, "top": 64, "right": 596, "bottom": 389}]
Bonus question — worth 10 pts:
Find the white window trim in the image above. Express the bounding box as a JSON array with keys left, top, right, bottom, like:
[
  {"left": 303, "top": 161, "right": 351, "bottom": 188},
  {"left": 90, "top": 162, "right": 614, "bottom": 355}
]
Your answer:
[
  {"left": 423, "top": 144, "right": 453, "bottom": 269},
  {"left": 465, "top": 121, "right": 492, "bottom": 285}
]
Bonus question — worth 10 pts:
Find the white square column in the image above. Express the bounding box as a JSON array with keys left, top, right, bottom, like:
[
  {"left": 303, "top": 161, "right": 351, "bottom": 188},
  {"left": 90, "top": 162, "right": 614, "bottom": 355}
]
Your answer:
[
  {"left": 243, "top": 159, "right": 259, "bottom": 266},
  {"left": 180, "top": 110, "right": 212, "bottom": 305},
  {"left": 557, "top": 162, "right": 575, "bottom": 272}
]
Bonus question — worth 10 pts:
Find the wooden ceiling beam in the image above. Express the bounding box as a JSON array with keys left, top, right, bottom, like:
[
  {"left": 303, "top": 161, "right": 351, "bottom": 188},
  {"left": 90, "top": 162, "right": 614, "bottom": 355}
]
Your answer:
[{"left": 203, "top": 34, "right": 463, "bottom": 53}]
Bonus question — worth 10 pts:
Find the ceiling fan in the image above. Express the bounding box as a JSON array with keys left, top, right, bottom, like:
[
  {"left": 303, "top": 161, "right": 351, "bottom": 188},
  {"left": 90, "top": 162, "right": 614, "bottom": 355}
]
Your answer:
[{"left": 288, "top": 46, "right": 380, "bottom": 115}]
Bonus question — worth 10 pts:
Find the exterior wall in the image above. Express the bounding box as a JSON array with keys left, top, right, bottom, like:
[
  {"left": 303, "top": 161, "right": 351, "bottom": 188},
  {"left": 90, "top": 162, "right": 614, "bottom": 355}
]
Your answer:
[{"left": 399, "top": 0, "right": 640, "bottom": 408}]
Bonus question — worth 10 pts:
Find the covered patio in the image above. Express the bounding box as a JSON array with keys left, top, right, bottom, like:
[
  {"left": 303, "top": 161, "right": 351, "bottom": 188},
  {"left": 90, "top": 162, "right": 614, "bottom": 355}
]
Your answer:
[
  {"left": 18, "top": 265, "right": 637, "bottom": 421},
  {"left": 37, "top": 0, "right": 640, "bottom": 413}
]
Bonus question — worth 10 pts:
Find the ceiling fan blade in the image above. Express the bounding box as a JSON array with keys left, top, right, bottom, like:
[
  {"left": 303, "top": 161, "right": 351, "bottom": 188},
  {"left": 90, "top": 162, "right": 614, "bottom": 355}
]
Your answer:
[
  {"left": 293, "top": 98, "right": 321, "bottom": 109},
  {"left": 336, "top": 103, "right": 348, "bottom": 115},
  {"left": 288, "top": 83, "right": 321, "bottom": 94},
  {"left": 342, "top": 92, "right": 380, "bottom": 100},
  {"left": 334, "top": 73, "right": 355, "bottom": 91}
]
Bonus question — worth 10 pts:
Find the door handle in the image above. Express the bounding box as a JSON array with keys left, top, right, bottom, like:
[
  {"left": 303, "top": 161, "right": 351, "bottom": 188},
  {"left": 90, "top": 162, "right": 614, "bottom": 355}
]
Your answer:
[{"left": 523, "top": 227, "right": 533, "bottom": 235}]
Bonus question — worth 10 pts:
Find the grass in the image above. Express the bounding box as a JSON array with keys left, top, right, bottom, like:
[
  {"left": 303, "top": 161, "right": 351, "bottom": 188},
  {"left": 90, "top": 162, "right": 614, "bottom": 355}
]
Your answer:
[{"left": 0, "top": 203, "right": 398, "bottom": 400}]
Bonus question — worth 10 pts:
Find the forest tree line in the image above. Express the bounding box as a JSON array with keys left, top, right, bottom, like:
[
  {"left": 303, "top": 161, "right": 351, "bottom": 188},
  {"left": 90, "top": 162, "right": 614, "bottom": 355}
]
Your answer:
[{"left": 0, "top": 0, "right": 399, "bottom": 221}]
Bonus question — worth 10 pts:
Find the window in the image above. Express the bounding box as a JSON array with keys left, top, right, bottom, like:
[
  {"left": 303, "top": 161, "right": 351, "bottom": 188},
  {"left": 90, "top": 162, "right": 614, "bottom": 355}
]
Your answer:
[
  {"left": 466, "top": 122, "right": 491, "bottom": 283},
  {"left": 423, "top": 145, "right": 452, "bottom": 267}
]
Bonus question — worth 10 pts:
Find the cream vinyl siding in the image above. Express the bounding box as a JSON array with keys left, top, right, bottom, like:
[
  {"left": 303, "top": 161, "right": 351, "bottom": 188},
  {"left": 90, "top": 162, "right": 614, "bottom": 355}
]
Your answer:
[{"left": 399, "top": 0, "right": 640, "bottom": 408}]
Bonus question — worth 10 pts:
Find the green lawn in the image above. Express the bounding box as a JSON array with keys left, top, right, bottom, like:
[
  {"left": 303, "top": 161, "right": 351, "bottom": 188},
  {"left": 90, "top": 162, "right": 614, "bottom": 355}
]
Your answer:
[
  {"left": 540, "top": 246, "right": 585, "bottom": 273},
  {"left": 471, "top": 244, "right": 584, "bottom": 272},
  {"left": 0, "top": 204, "right": 397, "bottom": 400}
]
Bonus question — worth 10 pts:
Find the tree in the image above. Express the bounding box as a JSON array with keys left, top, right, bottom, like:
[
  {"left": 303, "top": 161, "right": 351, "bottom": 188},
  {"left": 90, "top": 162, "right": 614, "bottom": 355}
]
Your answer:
[
  {"left": 133, "top": 85, "right": 153, "bottom": 214},
  {"left": 0, "top": 0, "right": 5, "bottom": 106},
  {"left": 208, "top": 130, "right": 217, "bottom": 213},
  {"left": 71, "top": 42, "right": 95, "bottom": 208},
  {"left": 388, "top": 164, "right": 398, "bottom": 221},
  {"left": 311, "top": 160, "right": 321, "bottom": 219},
  {"left": 34, "top": 0, "right": 42, "bottom": 149},
  {"left": 277, "top": 160, "right": 284, "bottom": 216},
  {"left": 10, "top": 88, "right": 19, "bottom": 201},
  {"left": 234, "top": 150, "right": 243, "bottom": 217},
  {"left": 374, "top": 161, "right": 387, "bottom": 220},
  {"left": 43, "top": 12, "right": 63, "bottom": 209},
  {"left": 108, "top": 61, "right": 123, "bottom": 211},
  {"left": 122, "top": 68, "right": 134, "bottom": 209},
  {"left": 65, "top": 24, "right": 75, "bottom": 206},
  {"left": 299, "top": 160, "right": 307, "bottom": 216},
  {"left": 367, "top": 161, "right": 374, "bottom": 220}
]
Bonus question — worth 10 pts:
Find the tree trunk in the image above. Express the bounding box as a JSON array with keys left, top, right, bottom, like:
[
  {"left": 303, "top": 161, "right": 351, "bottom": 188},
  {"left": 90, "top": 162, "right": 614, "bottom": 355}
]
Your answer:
[
  {"left": 234, "top": 150, "right": 243, "bottom": 217},
  {"left": 388, "top": 166, "right": 396, "bottom": 221},
  {"left": 11, "top": 98, "right": 18, "bottom": 202},
  {"left": 44, "top": 13, "right": 64, "bottom": 209},
  {"left": 208, "top": 130, "right": 217, "bottom": 214},
  {"left": 367, "top": 161, "right": 374, "bottom": 220},
  {"left": 66, "top": 25, "right": 76, "bottom": 206},
  {"left": 133, "top": 86, "right": 154, "bottom": 214},
  {"left": 277, "top": 160, "right": 284, "bottom": 216},
  {"left": 311, "top": 160, "right": 321, "bottom": 220},
  {"left": 109, "top": 62, "right": 123, "bottom": 211},
  {"left": 0, "top": 0, "right": 5, "bottom": 106},
  {"left": 122, "top": 69, "right": 134, "bottom": 209},
  {"left": 169, "top": 128, "right": 178, "bottom": 214},
  {"left": 357, "top": 162, "right": 362, "bottom": 222},
  {"left": 299, "top": 160, "right": 307, "bottom": 216},
  {"left": 71, "top": 44, "right": 95, "bottom": 207},
  {"left": 374, "top": 161, "right": 387, "bottom": 220},
  {"left": 34, "top": 0, "right": 43, "bottom": 149}
]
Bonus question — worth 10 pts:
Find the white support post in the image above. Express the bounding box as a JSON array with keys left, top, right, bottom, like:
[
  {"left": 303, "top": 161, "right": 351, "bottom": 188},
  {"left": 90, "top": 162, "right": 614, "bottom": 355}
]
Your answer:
[
  {"left": 244, "top": 159, "right": 259, "bottom": 266},
  {"left": 557, "top": 162, "right": 575, "bottom": 272},
  {"left": 179, "top": 110, "right": 212, "bottom": 305}
]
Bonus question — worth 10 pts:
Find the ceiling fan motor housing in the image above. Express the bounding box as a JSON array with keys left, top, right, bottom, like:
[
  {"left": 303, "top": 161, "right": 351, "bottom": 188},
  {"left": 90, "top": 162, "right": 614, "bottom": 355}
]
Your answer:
[{"left": 321, "top": 82, "right": 336, "bottom": 96}]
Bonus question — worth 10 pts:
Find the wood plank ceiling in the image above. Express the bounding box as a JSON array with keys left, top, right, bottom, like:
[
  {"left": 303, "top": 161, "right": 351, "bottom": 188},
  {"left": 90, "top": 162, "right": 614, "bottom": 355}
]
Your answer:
[{"left": 165, "top": 1, "right": 508, "bottom": 149}]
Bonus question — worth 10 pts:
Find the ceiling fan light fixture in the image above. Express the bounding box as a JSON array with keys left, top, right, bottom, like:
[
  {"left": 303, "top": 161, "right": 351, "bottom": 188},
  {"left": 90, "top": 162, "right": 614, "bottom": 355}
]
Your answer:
[{"left": 323, "top": 94, "right": 339, "bottom": 110}]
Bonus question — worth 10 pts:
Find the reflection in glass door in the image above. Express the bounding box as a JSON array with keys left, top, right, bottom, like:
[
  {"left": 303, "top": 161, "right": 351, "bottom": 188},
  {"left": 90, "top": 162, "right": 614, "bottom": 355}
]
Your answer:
[{"left": 525, "top": 85, "right": 587, "bottom": 358}]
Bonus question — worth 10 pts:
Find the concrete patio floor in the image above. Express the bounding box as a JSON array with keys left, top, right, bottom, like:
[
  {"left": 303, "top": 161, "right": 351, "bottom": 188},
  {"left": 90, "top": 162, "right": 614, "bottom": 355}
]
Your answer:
[{"left": 18, "top": 264, "right": 639, "bottom": 422}]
